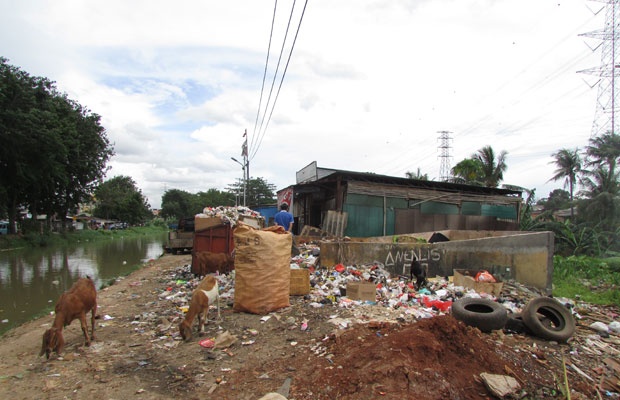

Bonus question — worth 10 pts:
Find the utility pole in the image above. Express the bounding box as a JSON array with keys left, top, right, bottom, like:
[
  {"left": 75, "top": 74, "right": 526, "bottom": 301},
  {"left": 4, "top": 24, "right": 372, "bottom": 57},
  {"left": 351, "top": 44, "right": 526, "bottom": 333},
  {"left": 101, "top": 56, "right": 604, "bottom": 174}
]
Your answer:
[{"left": 232, "top": 129, "right": 250, "bottom": 206}]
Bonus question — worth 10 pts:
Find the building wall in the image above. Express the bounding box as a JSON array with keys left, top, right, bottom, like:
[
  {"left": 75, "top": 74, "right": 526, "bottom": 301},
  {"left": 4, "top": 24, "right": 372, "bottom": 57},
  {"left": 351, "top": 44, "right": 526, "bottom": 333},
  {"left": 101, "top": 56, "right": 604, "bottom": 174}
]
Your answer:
[{"left": 341, "top": 191, "right": 519, "bottom": 237}]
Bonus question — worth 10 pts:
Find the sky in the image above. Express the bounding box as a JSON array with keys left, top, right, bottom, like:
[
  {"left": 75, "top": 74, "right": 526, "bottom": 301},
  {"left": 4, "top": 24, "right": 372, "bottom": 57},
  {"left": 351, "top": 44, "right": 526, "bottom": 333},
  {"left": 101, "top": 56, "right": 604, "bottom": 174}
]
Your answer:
[{"left": 0, "top": 0, "right": 608, "bottom": 209}]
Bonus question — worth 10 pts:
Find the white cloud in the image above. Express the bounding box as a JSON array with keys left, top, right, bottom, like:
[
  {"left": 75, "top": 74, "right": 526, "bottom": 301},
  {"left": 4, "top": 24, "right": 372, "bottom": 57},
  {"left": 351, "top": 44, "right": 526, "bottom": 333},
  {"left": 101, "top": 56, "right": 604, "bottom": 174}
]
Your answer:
[{"left": 0, "top": 0, "right": 607, "bottom": 208}]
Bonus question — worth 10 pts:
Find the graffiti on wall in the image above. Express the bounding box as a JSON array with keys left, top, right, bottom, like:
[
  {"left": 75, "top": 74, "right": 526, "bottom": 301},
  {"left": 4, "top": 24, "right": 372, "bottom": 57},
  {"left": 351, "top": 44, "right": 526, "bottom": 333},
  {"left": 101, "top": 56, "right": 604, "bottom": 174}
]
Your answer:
[{"left": 384, "top": 247, "right": 442, "bottom": 276}]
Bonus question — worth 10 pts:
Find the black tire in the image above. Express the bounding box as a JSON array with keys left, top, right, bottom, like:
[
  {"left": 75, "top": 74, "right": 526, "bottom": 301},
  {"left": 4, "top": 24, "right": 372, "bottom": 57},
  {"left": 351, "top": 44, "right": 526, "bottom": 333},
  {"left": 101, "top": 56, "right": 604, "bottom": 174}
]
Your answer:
[
  {"left": 504, "top": 313, "right": 532, "bottom": 334},
  {"left": 451, "top": 297, "right": 508, "bottom": 333},
  {"left": 521, "top": 297, "right": 575, "bottom": 342}
]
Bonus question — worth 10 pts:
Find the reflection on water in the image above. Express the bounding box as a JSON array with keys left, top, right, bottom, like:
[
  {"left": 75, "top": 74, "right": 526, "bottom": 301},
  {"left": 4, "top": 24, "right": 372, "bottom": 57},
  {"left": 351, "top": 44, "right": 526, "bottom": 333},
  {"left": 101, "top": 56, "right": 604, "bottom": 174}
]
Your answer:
[{"left": 0, "top": 233, "right": 167, "bottom": 334}]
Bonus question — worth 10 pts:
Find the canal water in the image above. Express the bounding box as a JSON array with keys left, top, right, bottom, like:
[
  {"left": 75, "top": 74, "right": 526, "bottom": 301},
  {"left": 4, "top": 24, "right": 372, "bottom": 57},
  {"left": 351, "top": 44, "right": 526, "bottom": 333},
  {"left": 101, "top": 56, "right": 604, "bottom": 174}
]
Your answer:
[{"left": 0, "top": 233, "right": 168, "bottom": 335}]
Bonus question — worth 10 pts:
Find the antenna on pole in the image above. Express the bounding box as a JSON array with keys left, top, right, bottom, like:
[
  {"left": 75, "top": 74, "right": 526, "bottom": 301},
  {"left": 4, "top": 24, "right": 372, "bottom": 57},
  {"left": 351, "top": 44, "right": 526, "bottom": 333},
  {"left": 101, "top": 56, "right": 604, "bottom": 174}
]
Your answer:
[{"left": 437, "top": 130, "right": 453, "bottom": 181}]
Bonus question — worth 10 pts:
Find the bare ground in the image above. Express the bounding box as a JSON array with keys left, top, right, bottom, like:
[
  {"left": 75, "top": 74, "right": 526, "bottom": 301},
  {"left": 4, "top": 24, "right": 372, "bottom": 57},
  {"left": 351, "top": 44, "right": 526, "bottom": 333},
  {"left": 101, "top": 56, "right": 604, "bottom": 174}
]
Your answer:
[{"left": 0, "top": 254, "right": 618, "bottom": 400}]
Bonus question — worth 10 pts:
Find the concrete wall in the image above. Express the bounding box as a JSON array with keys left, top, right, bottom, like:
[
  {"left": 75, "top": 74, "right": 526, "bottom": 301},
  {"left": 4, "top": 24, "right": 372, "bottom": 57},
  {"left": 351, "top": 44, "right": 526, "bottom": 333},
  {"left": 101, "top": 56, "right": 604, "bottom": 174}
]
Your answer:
[{"left": 319, "top": 231, "right": 554, "bottom": 294}]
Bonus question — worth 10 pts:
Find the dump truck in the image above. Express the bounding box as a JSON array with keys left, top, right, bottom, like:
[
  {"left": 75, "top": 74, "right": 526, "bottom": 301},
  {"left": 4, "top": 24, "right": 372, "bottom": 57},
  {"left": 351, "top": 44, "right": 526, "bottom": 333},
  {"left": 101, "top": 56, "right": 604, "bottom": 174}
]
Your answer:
[{"left": 166, "top": 217, "right": 195, "bottom": 254}]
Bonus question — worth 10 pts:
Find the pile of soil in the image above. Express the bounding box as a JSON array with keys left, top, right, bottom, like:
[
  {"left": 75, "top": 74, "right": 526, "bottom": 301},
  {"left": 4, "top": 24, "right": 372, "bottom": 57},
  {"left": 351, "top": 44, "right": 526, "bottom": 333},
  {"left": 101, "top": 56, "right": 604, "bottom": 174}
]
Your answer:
[{"left": 0, "top": 254, "right": 615, "bottom": 399}]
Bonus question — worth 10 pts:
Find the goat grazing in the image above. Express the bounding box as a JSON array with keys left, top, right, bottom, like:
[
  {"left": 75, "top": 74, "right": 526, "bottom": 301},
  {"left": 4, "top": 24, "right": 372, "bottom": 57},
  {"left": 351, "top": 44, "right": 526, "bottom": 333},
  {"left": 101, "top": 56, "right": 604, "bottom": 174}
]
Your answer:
[
  {"left": 179, "top": 275, "right": 220, "bottom": 341},
  {"left": 193, "top": 251, "right": 234, "bottom": 276},
  {"left": 410, "top": 256, "right": 427, "bottom": 290},
  {"left": 40, "top": 276, "right": 97, "bottom": 359}
]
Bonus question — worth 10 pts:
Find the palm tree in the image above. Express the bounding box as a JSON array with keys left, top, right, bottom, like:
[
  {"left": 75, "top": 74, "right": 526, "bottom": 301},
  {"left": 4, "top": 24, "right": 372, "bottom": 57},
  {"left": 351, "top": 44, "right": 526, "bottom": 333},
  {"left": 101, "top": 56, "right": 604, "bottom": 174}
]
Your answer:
[
  {"left": 450, "top": 158, "right": 483, "bottom": 185},
  {"left": 580, "top": 166, "right": 620, "bottom": 231},
  {"left": 405, "top": 168, "right": 429, "bottom": 180},
  {"left": 549, "top": 148, "right": 581, "bottom": 218},
  {"left": 585, "top": 131, "right": 620, "bottom": 177},
  {"left": 580, "top": 132, "right": 620, "bottom": 232},
  {"left": 472, "top": 145, "right": 508, "bottom": 188}
]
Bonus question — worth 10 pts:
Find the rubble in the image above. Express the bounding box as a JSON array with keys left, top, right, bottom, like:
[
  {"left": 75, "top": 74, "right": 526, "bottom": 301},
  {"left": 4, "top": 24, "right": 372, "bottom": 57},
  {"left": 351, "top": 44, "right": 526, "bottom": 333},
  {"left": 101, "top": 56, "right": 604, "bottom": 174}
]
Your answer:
[
  {"left": 196, "top": 205, "right": 262, "bottom": 227},
  {"left": 1, "top": 252, "right": 618, "bottom": 399}
]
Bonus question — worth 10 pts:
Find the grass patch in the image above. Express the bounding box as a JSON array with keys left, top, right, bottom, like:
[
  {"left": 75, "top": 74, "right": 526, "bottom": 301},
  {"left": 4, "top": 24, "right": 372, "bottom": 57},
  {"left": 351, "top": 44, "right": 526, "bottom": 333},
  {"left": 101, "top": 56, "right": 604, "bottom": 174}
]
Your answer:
[{"left": 553, "top": 255, "right": 620, "bottom": 305}]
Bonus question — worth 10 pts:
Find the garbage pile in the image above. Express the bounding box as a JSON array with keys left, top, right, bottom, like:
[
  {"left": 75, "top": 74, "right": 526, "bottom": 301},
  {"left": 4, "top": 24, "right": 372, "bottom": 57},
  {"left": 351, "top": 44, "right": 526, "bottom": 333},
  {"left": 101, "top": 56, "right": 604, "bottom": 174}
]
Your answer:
[
  {"left": 196, "top": 206, "right": 262, "bottom": 227},
  {"left": 163, "top": 243, "right": 529, "bottom": 331},
  {"left": 157, "top": 242, "right": 620, "bottom": 346}
]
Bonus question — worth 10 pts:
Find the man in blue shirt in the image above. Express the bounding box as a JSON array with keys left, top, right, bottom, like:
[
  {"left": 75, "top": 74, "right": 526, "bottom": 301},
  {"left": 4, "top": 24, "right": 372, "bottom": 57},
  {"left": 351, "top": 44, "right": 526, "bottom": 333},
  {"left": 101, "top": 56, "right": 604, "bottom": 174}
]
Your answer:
[{"left": 274, "top": 203, "right": 294, "bottom": 232}]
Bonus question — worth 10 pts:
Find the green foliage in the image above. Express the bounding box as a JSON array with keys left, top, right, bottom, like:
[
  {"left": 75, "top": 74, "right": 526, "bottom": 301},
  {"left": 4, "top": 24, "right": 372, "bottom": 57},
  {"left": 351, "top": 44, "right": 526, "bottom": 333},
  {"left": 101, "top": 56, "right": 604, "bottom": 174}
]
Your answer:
[
  {"left": 0, "top": 224, "right": 167, "bottom": 250},
  {"left": 160, "top": 189, "right": 195, "bottom": 220},
  {"left": 195, "top": 188, "right": 235, "bottom": 209},
  {"left": 553, "top": 255, "right": 620, "bottom": 305},
  {"left": 449, "top": 145, "right": 508, "bottom": 187},
  {"left": 405, "top": 168, "right": 429, "bottom": 180},
  {"left": 473, "top": 145, "right": 508, "bottom": 188},
  {"left": 0, "top": 58, "right": 113, "bottom": 232},
  {"left": 548, "top": 148, "right": 581, "bottom": 215},
  {"left": 160, "top": 177, "right": 276, "bottom": 221},
  {"left": 227, "top": 177, "right": 276, "bottom": 206},
  {"left": 553, "top": 221, "right": 606, "bottom": 257},
  {"left": 541, "top": 132, "right": 620, "bottom": 257},
  {"left": 450, "top": 158, "right": 484, "bottom": 185},
  {"left": 537, "top": 189, "right": 571, "bottom": 212},
  {"left": 93, "top": 176, "right": 151, "bottom": 224}
]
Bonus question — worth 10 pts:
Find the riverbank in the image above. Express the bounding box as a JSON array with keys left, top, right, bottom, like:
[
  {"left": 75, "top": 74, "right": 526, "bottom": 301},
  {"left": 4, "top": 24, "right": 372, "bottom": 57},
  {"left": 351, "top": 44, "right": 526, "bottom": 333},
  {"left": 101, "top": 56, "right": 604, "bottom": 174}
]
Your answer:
[
  {"left": 0, "top": 253, "right": 617, "bottom": 399},
  {"left": 0, "top": 224, "right": 168, "bottom": 251},
  {"left": 0, "top": 229, "right": 168, "bottom": 336}
]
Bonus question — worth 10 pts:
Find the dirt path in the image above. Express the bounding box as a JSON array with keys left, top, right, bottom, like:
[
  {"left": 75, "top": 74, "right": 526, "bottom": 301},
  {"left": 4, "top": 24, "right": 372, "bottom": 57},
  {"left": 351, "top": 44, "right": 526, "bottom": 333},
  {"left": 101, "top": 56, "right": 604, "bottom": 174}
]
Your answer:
[{"left": 0, "top": 254, "right": 617, "bottom": 399}]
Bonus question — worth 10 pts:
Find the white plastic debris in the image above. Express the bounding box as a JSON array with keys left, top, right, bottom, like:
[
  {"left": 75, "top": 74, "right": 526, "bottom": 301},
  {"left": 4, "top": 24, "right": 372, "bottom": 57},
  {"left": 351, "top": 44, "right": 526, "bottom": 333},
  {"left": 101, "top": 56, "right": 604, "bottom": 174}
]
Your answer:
[{"left": 589, "top": 321, "right": 609, "bottom": 333}]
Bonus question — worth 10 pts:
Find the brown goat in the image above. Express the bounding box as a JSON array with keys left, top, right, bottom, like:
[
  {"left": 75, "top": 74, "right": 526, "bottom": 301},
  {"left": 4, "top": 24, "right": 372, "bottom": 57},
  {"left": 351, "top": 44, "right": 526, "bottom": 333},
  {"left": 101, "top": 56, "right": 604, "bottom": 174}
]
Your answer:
[
  {"left": 179, "top": 275, "right": 220, "bottom": 341},
  {"left": 40, "top": 277, "right": 97, "bottom": 359},
  {"left": 194, "top": 251, "right": 234, "bottom": 276}
]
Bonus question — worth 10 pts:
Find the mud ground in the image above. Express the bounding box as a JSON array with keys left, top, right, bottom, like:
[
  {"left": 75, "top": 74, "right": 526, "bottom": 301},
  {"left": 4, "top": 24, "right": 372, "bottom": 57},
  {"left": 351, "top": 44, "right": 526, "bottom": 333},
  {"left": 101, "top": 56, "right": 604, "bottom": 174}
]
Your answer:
[{"left": 0, "top": 254, "right": 617, "bottom": 399}]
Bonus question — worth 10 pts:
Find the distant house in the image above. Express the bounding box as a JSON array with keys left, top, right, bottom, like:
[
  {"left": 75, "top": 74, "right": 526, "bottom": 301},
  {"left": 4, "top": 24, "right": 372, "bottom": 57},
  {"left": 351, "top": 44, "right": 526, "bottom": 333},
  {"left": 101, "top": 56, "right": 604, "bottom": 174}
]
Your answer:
[{"left": 279, "top": 161, "right": 523, "bottom": 237}]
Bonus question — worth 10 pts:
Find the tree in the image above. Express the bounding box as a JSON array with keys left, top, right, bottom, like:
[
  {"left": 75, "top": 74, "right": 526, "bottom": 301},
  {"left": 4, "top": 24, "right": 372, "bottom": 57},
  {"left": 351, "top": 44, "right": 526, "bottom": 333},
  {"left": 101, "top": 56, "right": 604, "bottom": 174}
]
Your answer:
[
  {"left": 578, "top": 132, "right": 620, "bottom": 233},
  {"left": 160, "top": 188, "right": 235, "bottom": 221},
  {"left": 93, "top": 176, "right": 150, "bottom": 225},
  {"left": 538, "top": 189, "right": 571, "bottom": 212},
  {"left": 585, "top": 131, "right": 620, "bottom": 174},
  {"left": 160, "top": 189, "right": 195, "bottom": 221},
  {"left": 405, "top": 168, "right": 429, "bottom": 180},
  {"left": 227, "top": 177, "right": 276, "bottom": 206},
  {"left": 450, "top": 158, "right": 484, "bottom": 185},
  {"left": 0, "top": 58, "right": 113, "bottom": 233},
  {"left": 473, "top": 145, "right": 508, "bottom": 188},
  {"left": 195, "top": 189, "right": 235, "bottom": 210},
  {"left": 548, "top": 148, "right": 581, "bottom": 218}
]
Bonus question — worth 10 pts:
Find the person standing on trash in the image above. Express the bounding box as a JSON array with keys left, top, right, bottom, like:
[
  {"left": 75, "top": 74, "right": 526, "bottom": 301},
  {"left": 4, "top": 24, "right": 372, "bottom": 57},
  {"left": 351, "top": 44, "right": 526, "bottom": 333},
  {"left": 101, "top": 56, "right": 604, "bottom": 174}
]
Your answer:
[{"left": 274, "top": 203, "right": 294, "bottom": 232}]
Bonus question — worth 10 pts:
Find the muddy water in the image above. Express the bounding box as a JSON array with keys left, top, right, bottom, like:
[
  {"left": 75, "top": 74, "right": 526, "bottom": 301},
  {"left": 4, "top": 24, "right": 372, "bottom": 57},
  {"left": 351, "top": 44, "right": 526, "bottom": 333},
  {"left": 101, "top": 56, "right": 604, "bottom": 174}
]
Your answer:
[{"left": 0, "top": 233, "right": 167, "bottom": 335}]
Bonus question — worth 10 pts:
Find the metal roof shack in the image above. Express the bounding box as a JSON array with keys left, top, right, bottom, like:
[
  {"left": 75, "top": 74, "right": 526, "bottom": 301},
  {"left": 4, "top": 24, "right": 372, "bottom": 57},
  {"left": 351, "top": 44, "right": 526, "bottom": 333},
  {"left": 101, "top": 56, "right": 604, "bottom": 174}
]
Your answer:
[{"left": 283, "top": 161, "right": 523, "bottom": 237}]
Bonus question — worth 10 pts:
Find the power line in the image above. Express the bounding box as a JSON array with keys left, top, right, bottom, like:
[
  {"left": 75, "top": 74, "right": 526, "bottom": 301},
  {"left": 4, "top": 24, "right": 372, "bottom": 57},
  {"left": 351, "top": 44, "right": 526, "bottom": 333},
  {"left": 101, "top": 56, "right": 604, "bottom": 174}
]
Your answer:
[
  {"left": 250, "top": 0, "right": 278, "bottom": 157},
  {"left": 250, "top": 0, "right": 309, "bottom": 161}
]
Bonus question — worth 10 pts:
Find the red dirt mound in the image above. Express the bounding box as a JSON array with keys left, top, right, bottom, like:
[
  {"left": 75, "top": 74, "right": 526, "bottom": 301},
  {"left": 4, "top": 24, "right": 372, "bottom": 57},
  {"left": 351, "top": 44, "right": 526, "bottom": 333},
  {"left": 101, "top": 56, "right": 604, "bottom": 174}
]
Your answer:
[{"left": 283, "top": 315, "right": 560, "bottom": 399}]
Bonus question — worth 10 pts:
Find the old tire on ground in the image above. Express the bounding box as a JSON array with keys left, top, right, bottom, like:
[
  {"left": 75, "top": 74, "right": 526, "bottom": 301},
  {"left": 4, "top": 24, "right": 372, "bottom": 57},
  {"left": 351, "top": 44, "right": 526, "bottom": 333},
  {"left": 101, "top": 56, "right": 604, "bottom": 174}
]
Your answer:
[
  {"left": 521, "top": 297, "right": 575, "bottom": 342},
  {"left": 451, "top": 297, "right": 508, "bottom": 333},
  {"left": 504, "top": 313, "right": 532, "bottom": 334}
]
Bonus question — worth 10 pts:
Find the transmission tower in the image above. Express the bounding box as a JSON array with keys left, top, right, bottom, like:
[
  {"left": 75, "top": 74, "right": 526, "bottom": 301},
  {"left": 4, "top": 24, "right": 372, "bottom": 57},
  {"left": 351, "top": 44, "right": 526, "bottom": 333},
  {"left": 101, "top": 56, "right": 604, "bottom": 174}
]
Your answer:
[
  {"left": 437, "top": 130, "right": 452, "bottom": 181},
  {"left": 578, "top": 0, "right": 620, "bottom": 137}
]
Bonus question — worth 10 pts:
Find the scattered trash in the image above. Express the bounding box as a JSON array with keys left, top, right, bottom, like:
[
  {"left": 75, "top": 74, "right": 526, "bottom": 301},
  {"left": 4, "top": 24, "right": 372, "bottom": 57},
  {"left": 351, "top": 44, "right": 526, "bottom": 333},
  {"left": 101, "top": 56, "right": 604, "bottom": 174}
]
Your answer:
[
  {"left": 199, "top": 338, "right": 215, "bottom": 348},
  {"left": 480, "top": 373, "right": 521, "bottom": 398},
  {"left": 214, "top": 331, "right": 237, "bottom": 349},
  {"left": 475, "top": 270, "right": 497, "bottom": 283},
  {"left": 590, "top": 321, "right": 610, "bottom": 333}
]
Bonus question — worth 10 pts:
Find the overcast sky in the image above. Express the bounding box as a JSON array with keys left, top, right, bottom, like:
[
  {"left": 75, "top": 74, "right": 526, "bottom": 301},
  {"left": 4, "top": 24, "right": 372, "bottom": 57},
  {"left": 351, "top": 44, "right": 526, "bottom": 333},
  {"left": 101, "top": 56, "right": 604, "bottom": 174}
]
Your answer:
[{"left": 0, "top": 0, "right": 606, "bottom": 209}]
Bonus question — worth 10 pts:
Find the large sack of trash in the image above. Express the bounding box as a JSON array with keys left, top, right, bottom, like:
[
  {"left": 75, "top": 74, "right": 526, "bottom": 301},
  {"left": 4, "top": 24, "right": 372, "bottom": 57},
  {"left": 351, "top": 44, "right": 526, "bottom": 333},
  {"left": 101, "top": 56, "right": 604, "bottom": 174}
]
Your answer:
[{"left": 233, "top": 224, "right": 292, "bottom": 314}]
